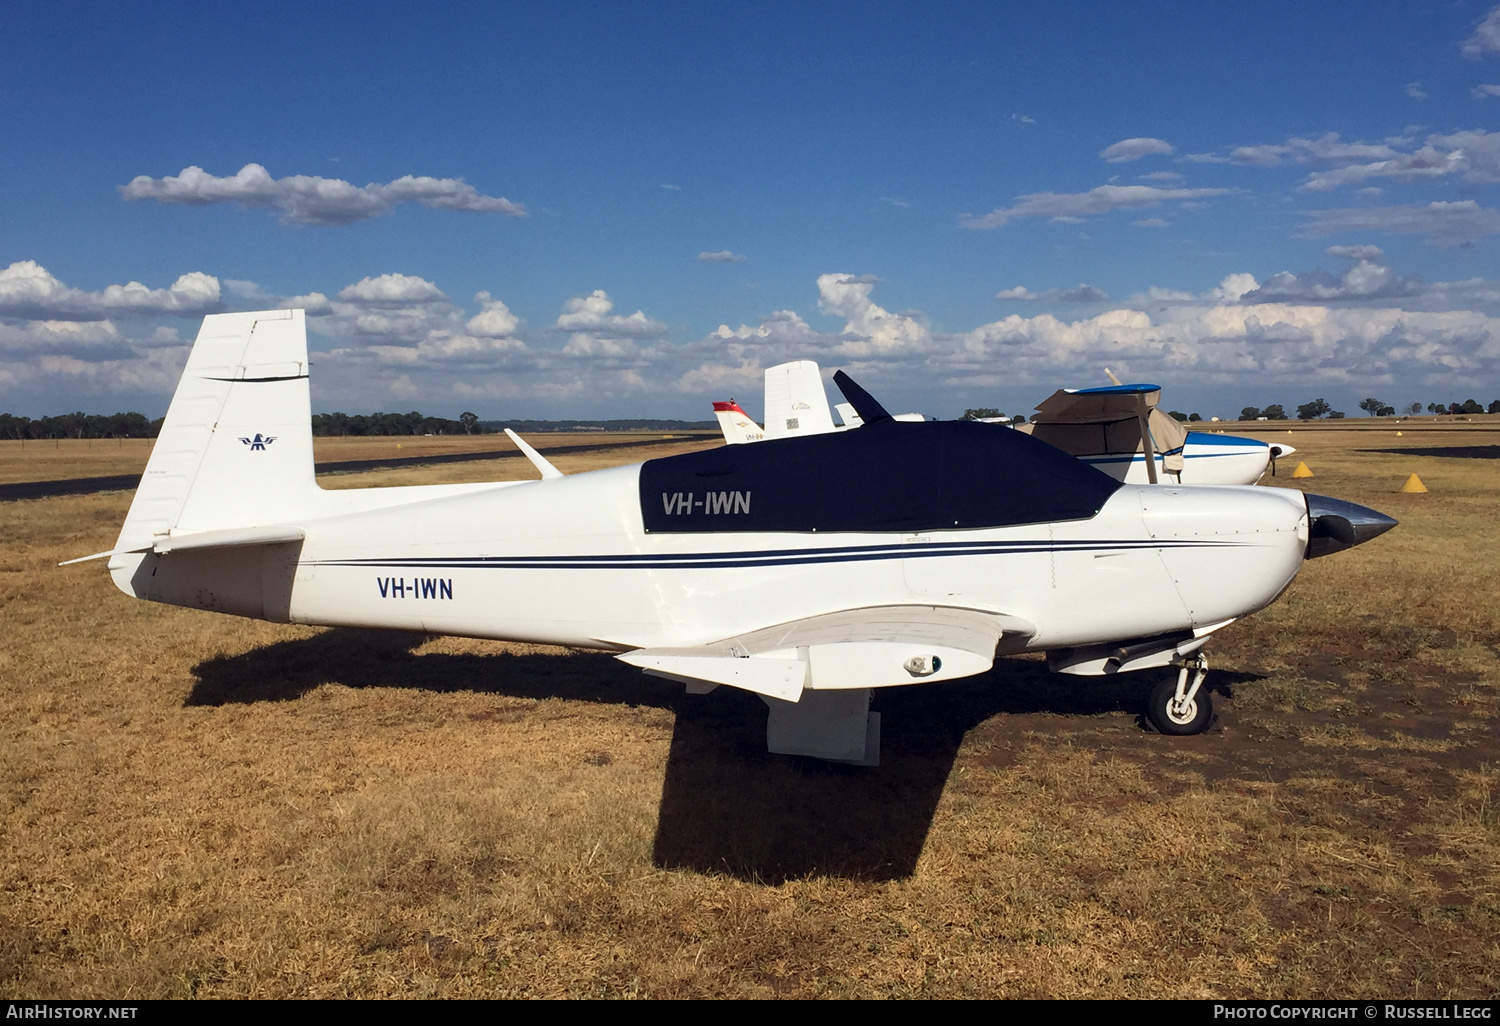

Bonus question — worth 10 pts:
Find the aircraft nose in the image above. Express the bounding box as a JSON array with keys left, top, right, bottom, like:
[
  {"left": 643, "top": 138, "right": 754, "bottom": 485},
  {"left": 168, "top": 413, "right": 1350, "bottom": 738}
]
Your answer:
[{"left": 1305, "top": 493, "right": 1398, "bottom": 559}]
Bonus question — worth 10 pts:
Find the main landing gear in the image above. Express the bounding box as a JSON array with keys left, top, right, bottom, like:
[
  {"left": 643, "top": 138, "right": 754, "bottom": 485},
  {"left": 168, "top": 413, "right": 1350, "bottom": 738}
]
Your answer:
[{"left": 1145, "top": 651, "right": 1214, "bottom": 735}]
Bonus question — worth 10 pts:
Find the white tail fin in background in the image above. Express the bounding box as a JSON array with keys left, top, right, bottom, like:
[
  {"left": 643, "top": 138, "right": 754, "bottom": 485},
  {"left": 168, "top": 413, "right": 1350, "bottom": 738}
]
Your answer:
[
  {"left": 712, "top": 400, "right": 765, "bottom": 444},
  {"left": 113, "top": 309, "right": 316, "bottom": 556},
  {"left": 834, "top": 402, "right": 863, "bottom": 429},
  {"left": 763, "top": 360, "right": 836, "bottom": 439}
]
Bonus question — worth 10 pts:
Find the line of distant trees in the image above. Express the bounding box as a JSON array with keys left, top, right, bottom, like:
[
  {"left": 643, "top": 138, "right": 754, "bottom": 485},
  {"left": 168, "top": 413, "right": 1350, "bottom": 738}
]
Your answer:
[
  {"left": 1423, "top": 399, "right": 1499, "bottom": 416},
  {"left": 480, "top": 418, "right": 718, "bottom": 432},
  {"left": 8, "top": 398, "right": 1498, "bottom": 441},
  {"left": 0, "top": 412, "right": 163, "bottom": 439},
  {"left": 1237, "top": 398, "right": 1500, "bottom": 421},
  {"left": 310, "top": 412, "right": 718, "bottom": 435},
  {"left": 0, "top": 410, "right": 721, "bottom": 440},
  {"left": 311, "top": 411, "right": 484, "bottom": 436}
]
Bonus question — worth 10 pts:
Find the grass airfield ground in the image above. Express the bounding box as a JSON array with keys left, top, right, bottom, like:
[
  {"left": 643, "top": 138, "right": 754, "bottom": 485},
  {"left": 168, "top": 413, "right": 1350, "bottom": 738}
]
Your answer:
[{"left": 1, "top": 425, "right": 1498, "bottom": 998}]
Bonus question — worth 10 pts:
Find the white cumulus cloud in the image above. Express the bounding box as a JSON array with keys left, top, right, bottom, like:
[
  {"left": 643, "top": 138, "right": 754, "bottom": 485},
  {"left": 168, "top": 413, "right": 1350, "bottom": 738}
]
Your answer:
[
  {"left": 817, "top": 273, "right": 930, "bottom": 356},
  {"left": 337, "top": 273, "right": 451, "bottom": 307},
  {"left": 1241, "top": 261, "right": 1423, "bottom": 304},
  {"left": 1462, "top": 5, "right": 1500, "bottom": 58},
  {"left": 11, "top": 270, "right": 1500, "bottom": 414},
  {"left": 465, "top": 292, "right": 522, "bottom": 338},
  {"left": 1100, "top": 138, "right": 1174, "bottom": 163},
  {"left": 555, "top": 290, "right": 666, "bottom": 338},
  {"left": 0, "top": 261, "right": 221, "bottom": 321},
  {"left": 120, "top": 164, "right": 527, "bottom": 226}
]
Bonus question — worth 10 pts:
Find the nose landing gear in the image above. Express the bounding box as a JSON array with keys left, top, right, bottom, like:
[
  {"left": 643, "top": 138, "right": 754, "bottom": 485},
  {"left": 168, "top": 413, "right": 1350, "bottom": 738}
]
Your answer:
[{"left": 1146, "top": 652, "right": 1214, "bottom": 735}]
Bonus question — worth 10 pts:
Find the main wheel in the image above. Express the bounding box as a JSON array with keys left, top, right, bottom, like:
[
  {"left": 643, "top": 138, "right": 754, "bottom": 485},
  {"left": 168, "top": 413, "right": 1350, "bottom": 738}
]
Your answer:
[{"left": 1146, "top": 675, "right": 1214, "bottom": 735}]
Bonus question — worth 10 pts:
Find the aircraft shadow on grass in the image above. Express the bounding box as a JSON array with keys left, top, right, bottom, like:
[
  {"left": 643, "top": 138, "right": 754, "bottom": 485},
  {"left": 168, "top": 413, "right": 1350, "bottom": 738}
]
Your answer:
[{"left": 188, "top": 629, "right": 1258, "bottom": 884}]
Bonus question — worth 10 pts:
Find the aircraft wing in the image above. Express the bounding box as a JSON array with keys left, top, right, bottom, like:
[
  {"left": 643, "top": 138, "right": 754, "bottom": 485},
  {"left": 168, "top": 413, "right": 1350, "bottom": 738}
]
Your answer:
[
  {"left": 1033, "top": 383, "right": 1162, "bottom": 422},
  {"left": 617, "top": 604, "right": 1035, "bottom": 701}
]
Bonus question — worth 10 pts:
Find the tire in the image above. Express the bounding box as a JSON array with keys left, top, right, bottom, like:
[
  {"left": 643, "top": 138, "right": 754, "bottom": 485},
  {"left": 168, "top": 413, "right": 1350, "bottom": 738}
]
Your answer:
[{"left": 1146, "top": 674, "right": 1214, "bottom": 735}]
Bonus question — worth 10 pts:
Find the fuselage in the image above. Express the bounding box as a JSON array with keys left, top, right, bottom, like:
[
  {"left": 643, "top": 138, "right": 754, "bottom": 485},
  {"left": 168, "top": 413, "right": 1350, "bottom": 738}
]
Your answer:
[
  {"left": 1081, "top": 430, "right": 1282, "bottom": 485},
  {"left": 112, "top": 433, "right": 1311, "bottom": 657}
]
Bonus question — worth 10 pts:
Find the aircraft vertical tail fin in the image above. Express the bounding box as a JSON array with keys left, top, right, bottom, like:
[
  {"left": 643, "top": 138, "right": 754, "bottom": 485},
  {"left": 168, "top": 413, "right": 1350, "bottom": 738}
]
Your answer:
[
  {"left": 833, "top": 402, "right": 863, "bottom": 428},
  {"left": 113, "top": 309, "right": 317, "bottom": 558},
  {"left": 712, "top": 400, "right": 765, "bottom": 444},
  {"left": 763, "top": 360, "right": 836, "bottom": 439}
]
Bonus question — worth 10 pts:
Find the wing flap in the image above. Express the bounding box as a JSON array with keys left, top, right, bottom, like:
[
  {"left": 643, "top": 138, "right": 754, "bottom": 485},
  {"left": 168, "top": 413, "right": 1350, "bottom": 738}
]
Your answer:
[
  {"left": 617, "top": 652, "right": 807, "bottom": 701},
  {"left": 615, "top": 605, "right": 1034, "bottom": 697}
]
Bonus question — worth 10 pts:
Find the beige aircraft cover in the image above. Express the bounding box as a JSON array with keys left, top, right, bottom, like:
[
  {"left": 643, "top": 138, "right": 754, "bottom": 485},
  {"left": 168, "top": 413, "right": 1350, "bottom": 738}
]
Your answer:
[{"left": 1022, "top": 387, "right": 1189, "bottom": 463}]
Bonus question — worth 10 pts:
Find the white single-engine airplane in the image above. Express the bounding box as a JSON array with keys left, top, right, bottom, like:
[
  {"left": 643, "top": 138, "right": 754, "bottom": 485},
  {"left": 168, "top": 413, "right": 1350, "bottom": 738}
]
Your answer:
[
  {"left": 1020, "top": 381, "right": 1295, "bottom": 486},
  {"left": 70, "top": 310, "right": 1395, "bottom": 764}
]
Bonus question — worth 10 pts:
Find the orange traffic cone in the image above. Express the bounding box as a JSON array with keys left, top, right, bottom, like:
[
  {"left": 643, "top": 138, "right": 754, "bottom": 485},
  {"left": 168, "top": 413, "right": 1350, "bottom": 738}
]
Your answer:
[
  {"left": 1291, "top": 461, "right": 1314, "bottom": 478},
  {"left": 1399, "top": 473, "right": 1427, "bottom": 493}
]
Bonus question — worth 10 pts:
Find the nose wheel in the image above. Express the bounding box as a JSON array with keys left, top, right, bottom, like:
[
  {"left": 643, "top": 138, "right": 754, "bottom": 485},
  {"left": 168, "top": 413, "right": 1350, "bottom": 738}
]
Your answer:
[{"left": 1146, "top": 653, "right": 1214, "bottom": 735}]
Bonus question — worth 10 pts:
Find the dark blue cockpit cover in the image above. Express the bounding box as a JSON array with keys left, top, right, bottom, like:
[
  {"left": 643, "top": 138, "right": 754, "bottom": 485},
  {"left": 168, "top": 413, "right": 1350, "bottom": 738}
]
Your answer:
[{"left": 639, "top": 419, "right": 1123, "bottom": 533}]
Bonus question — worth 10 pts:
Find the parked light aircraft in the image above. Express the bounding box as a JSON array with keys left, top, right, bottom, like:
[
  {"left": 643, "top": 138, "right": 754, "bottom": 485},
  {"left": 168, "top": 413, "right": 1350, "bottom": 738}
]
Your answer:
[
  {"left": 713, "top": 360, "right": 923, "bottom": 445},
  {"left": 68, "top": 310, "right": 1395, "bottom": 764},
  {"left": 718, "top": 362, "right": 1292, "bottom": 487},
  {"left": 1020, "top": 382, "right": 1295, "bottom": 486}
]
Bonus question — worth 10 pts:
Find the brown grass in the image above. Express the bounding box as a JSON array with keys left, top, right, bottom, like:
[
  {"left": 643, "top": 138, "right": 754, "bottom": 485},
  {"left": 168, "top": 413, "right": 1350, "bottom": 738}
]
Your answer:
[{"left": 2, "top": 432, "right": 1498, "bottom": 998}]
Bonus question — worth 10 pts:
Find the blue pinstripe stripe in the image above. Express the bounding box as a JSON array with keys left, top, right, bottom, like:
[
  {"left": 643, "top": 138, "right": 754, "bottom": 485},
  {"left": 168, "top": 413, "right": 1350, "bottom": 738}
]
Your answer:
[{"left": 307, "top": 537, "right": 1243, "bottom": 571}]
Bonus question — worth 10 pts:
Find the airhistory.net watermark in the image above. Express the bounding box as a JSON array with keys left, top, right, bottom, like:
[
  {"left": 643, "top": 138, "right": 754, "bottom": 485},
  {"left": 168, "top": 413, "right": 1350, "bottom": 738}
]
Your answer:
[{"left": 5, "top": 1007, "right": 138, "bottom": 1020}]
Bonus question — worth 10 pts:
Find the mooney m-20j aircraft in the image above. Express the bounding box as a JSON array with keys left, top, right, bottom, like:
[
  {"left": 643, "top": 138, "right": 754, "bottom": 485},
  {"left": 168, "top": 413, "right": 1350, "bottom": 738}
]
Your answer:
[{"left": 70, "top": 311, "right": 1395, "bottom": 764}]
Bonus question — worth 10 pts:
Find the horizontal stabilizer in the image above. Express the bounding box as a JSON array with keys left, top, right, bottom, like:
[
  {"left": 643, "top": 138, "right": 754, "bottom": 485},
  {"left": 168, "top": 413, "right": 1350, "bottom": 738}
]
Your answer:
[
  {"left": 150, "top": 524, "right": 306, "bottom": 554},
  {"left": 60, "top": 524, "right": 305, "bottom": 565}
]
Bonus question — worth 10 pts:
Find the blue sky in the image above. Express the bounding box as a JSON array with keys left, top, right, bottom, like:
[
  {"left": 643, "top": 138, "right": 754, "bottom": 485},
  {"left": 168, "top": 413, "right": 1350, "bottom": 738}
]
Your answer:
[{"left": 5, "top": 1, "right": 1500, "bottom": 421}]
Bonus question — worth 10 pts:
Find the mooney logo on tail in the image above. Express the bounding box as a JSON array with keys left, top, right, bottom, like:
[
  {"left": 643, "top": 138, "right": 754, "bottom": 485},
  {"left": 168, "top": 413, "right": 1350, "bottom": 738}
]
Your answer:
[{"left": 239, "top": 433, "right": 276, "bottom": 451}]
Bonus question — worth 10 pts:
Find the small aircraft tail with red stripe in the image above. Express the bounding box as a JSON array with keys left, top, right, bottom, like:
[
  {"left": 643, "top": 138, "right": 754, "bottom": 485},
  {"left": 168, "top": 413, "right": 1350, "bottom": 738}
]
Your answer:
[{"left": 712, "top": 400, "right": 765, "bottom": 444}]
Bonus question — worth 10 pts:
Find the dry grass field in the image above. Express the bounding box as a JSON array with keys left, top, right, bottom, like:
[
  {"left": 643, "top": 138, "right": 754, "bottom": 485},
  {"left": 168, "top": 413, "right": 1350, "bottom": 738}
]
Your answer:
[{"left": 2, "top": 425, "right": 1498, "bottom": 998}]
